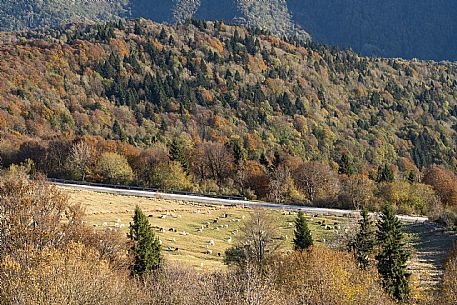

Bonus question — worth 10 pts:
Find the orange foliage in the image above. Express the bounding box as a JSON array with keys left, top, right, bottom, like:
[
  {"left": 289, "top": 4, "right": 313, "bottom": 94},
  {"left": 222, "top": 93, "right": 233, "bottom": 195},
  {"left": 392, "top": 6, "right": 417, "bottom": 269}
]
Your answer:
[
  {"left": 245, "top": 133, "right": 264, "bottom": 152},
  {"left": 206, "top": 36, "right": 224, "bottom": 54},
  {"left": 247, "top": 54, "right": 268, "bottom": 72},
  {"left": 109, "top": 38, "right": 130, "bottom": 57},
  {"left": 423, "top": 165, "right": 457, "bottom": 207}
]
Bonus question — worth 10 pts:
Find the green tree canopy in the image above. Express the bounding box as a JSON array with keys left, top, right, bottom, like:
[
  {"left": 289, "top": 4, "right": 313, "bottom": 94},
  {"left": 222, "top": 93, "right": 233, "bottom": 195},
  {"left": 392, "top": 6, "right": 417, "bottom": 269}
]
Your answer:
[
  {"left": 128, "top": 206, "right": 162, "bottom": 276},
  {"left": 348, "top": 208, "right": 374, "bottom": 269},
  {"left": 376, "top": 164, "right": 394, "bottom": 183},
  {"left": 375, "top": 204, "right": 410, "bottom": 301},
  {"left": 293, "top": 211, "right": 313, "bottom": 250},
  {"left": 96, "top": 152, "right": 134, "bottom": 184}
]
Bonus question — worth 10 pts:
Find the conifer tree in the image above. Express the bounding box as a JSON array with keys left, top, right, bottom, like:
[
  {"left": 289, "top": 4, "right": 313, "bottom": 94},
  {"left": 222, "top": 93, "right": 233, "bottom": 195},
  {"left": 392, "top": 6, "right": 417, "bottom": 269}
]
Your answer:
[
  {"left": 134, "top": 21, "right": 143, "bottom": 35},
  {"left": 293, "top": 211, "right": 313, "bottom": 250},
  {"left": 128, "top": 206, "right": 162, "bottom": 276},
  {"left": 338, "top": 153, "right": 356, "bottom": 175},
  {"left": 259, "top": 152, "right": 270, "bottom": 169},
  {"left": 407, "top": 171, "right": 417, "bottom": 183},
  {"left": 376, "top": 164, "right": 394, "bottom": 183},
  {"left": 233, "top": 142, "right": 247, "bottom": 164},
  {"left": 158, "top": 27, "right": 167, "bottom": 43},
  {"left": 349, "top": 208, "right": 374, "bottom": 269},
  {"left": 272, "top": 151, "right": 282, "bottom": 171},
  {"left": 112, "top": 120, "right": 123, "bottom": 139},
  {"left": 375, "top": 204, "right": 410, "bottom": 301},
  {"left": 169, "top": 140, "right": 189, "bottom": 174}
]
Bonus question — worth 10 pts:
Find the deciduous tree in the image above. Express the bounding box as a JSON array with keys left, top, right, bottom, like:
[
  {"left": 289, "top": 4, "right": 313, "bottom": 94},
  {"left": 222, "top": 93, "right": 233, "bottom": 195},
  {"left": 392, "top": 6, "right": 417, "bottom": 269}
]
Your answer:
[
  {"left": 67, "top": 141, "right": 95, "bottom": 181},
  {"left": 96, "top": 152, "right": 134, "bottom": 184},
  {"left": 293, "top": 161, "right": 340, "bottom": 203},
  {"left": 225, "top": 208, "right": 280, "bottom": 270}
]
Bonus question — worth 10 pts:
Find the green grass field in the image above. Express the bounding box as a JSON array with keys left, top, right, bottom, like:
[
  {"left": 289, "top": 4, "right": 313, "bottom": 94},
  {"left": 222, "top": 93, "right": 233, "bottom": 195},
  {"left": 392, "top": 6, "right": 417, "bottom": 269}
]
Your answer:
[{"left": 63, "top": 187, "right": 354, "bottom": 270}]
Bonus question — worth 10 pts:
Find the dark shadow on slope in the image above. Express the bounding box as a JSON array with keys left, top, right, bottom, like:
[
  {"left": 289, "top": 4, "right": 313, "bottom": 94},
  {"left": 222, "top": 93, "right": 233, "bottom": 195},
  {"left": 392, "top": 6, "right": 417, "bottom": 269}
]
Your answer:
[
  {"left": 129, "top": 0, "right": 175, "bottom": 22},
  {"left": 405, "top": 222, "right": 457, "bottom": 289},
  {"left": 194, "top": 0, "right": 240, "bottom": 22}
]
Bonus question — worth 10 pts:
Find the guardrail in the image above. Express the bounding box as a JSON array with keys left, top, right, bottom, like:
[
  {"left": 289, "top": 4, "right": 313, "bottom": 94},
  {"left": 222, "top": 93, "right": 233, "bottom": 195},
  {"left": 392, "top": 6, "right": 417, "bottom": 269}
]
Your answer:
[{"left": 48, "top": 178, "right": 247, "bottom": 201}]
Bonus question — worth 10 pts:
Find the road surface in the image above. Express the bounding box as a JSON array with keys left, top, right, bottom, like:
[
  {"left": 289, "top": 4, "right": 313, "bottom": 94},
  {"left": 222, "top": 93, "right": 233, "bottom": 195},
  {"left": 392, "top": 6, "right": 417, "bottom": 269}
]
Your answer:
[{"left": 53, "top": 182, "right": 429, "bottom": 223}]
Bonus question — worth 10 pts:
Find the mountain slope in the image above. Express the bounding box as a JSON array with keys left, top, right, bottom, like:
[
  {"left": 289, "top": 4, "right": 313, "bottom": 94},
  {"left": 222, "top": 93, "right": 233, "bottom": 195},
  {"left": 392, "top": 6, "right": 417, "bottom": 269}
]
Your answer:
[
  {"left": 287, "top": 0, "right": 457, "bottom": 60},
  {"left": 2, "top": 1, "right": 457, "bottom": 60},
  {"left": 0, "top": 20, "right": 456, "bottom": 173},
  {"left": 0, "top": 0, "right": 127, "bottom": 32},
  {"left": 130, "top": 0, "right": 457, "bottom": 60}
]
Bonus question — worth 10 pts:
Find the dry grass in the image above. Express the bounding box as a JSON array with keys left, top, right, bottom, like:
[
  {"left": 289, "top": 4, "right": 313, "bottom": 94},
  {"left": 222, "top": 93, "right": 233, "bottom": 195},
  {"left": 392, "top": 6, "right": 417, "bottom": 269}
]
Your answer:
[
  {"left": 61, "top": 187, "right": 352, "bottom": 271},
  {"left": 60, "top": 186, "right": 457, "bottom": 299}
]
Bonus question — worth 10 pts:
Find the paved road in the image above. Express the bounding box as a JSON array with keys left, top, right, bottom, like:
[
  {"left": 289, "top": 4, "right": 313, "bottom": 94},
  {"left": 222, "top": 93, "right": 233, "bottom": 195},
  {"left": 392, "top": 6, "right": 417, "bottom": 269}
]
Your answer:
[{"left": 54, "top": 182, "right": 429, "bottom": 223}]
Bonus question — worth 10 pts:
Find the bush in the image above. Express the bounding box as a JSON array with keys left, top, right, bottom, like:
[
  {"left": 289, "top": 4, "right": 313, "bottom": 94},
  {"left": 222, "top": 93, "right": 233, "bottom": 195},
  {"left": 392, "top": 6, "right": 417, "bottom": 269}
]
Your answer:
[
  {"left": 0, "top": 243, "right": 142, "bottom": 305},
  {"left": 439, "top": 245, "right": 457, "bottom": 305},
  {"left": 277, "top": 246, "right": 394, "bottom": 305},
  {"left": 149, "top": 161, "right": 193, "bottom": 191},
  {"left": 96, "top": 152, "right": 134, "bottom": 184},
  {"left": 377, "top": 181, "right": 441, "bottom": 215},
  {"left": 0, "top": 165, "right": 83, "bottom": 259},
  {"left": 437, "top": 208, "right": 457, "bottom": 228}
]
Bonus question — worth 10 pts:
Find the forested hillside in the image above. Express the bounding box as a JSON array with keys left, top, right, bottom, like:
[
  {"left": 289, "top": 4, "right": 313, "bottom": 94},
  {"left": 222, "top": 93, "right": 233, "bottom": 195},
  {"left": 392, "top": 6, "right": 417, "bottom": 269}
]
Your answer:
[
  {"left": 130, "top": 0, "right": 457, "bottom": 60},
  {"left": 0, "top": 0, "right": 127, "bottom": 32},
  {"left": 1, "top": 20, "right": 457, "bottom": 220},
  {"left": 1, "top": 20, "right": 456, "bottom": 168},
  {"left": 3, "top": 1, "right": 457, "bottom": 60}
]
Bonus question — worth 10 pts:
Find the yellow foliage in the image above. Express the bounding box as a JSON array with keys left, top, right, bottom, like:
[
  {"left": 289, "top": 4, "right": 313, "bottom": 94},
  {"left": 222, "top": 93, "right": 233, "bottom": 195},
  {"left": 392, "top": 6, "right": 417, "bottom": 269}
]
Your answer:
[
  {"left": 0, "top": 243, "right": 140, "bottom": 305},
  {"left": 439, "top": 246, "right": 457, "bottom": 305},
  {"left": 206, "top": 36, "right": 224, "bottom": 54},
  {"left": 278, "top": 246, "right": 395, "bottom": 305},
  {"left": 109, "top": 38, "right": 130, "bottom": 58},
  {"left": 248, "top": 54, "right": 268, "bottom": 72}
]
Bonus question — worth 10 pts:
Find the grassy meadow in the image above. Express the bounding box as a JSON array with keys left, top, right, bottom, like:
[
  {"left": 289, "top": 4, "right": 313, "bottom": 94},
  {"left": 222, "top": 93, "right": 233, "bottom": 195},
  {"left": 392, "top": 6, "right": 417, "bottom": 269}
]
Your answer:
[{"left": 62, "top": 187, "right": 355, "bottom": 271}]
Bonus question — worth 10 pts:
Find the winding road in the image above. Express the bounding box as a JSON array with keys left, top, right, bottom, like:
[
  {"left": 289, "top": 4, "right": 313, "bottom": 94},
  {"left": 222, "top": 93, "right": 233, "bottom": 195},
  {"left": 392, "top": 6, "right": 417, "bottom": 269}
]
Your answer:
[{"left": 53, "top": 182, "right": 429, "bottom": 223}]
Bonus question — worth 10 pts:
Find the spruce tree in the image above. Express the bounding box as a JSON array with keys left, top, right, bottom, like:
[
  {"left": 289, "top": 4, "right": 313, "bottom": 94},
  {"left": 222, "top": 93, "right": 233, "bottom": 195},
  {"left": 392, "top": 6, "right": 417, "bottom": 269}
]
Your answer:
[
  {"left": 169, "top": 140, "right": 189, "bottom": 174},
  {"left": 407, "top": 171, "right": 417, "bottom": 183},
  {"left": 128, "top": 206, "right": 162, "bottom": 276},
  {"left": 375, "top": 205, "right": 410, "bottom": 301},
  {"left": 293, "top": 211, "right": 313, "bottom": 250},
  {"left": 338, "top": 153, "right": 356, "bottom": 175},
  {"left": 272, "top": 151, "right": 282, "bottom": 171},
  {"left": 349, "top": 208, "right": 374, "bottom": 269},
  {"left": 259, "top": 152, "right": 270, "bottom": 169},
  {"left": 376, "top": 164, "right": 394, "bottom": 183},
  {"left": 233, "top": 142, "right": 247, "bottom": 165}
]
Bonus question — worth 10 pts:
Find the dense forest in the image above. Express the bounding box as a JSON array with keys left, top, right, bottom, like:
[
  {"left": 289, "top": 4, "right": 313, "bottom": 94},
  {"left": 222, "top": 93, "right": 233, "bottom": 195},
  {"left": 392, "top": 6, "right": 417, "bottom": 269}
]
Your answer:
[
  {"left": 146, "top": 0, "right": 457, "bottom": 60},
  {"left": 0, "top": 20, "right": 457, "bottom": 223},
  {"left": 3, "top": 1, "right": 457, "bottom": 60},
  {"left": 0, "top": 0, "right": 127, "bottom": 31}
]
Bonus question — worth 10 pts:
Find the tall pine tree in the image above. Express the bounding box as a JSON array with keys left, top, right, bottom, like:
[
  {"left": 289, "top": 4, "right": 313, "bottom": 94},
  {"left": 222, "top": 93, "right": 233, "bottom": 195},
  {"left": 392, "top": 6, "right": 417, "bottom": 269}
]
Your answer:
[
  {"left": 348, "top": 208, "right": 374, "bottom": 269},
  {"left": 338, "top": 153, "right": 356, "bottom": 175},
  {"left": 376, "top": 204, "right": 410, "bottom": 301},
  {"left": 293, "top": 211, "right": 313, "bottom": 250},
  {"left": 128, "top": 206, "right": 162, "bottom": 276},
  {"left": 376, "top": 164, "right": 394, "bottom": 183},
  {"left": 233, "top": 141, "right": 247, "bottom": 165},
  {"left": 169, "top": 140, "right": 189, "bottom": 174}
]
